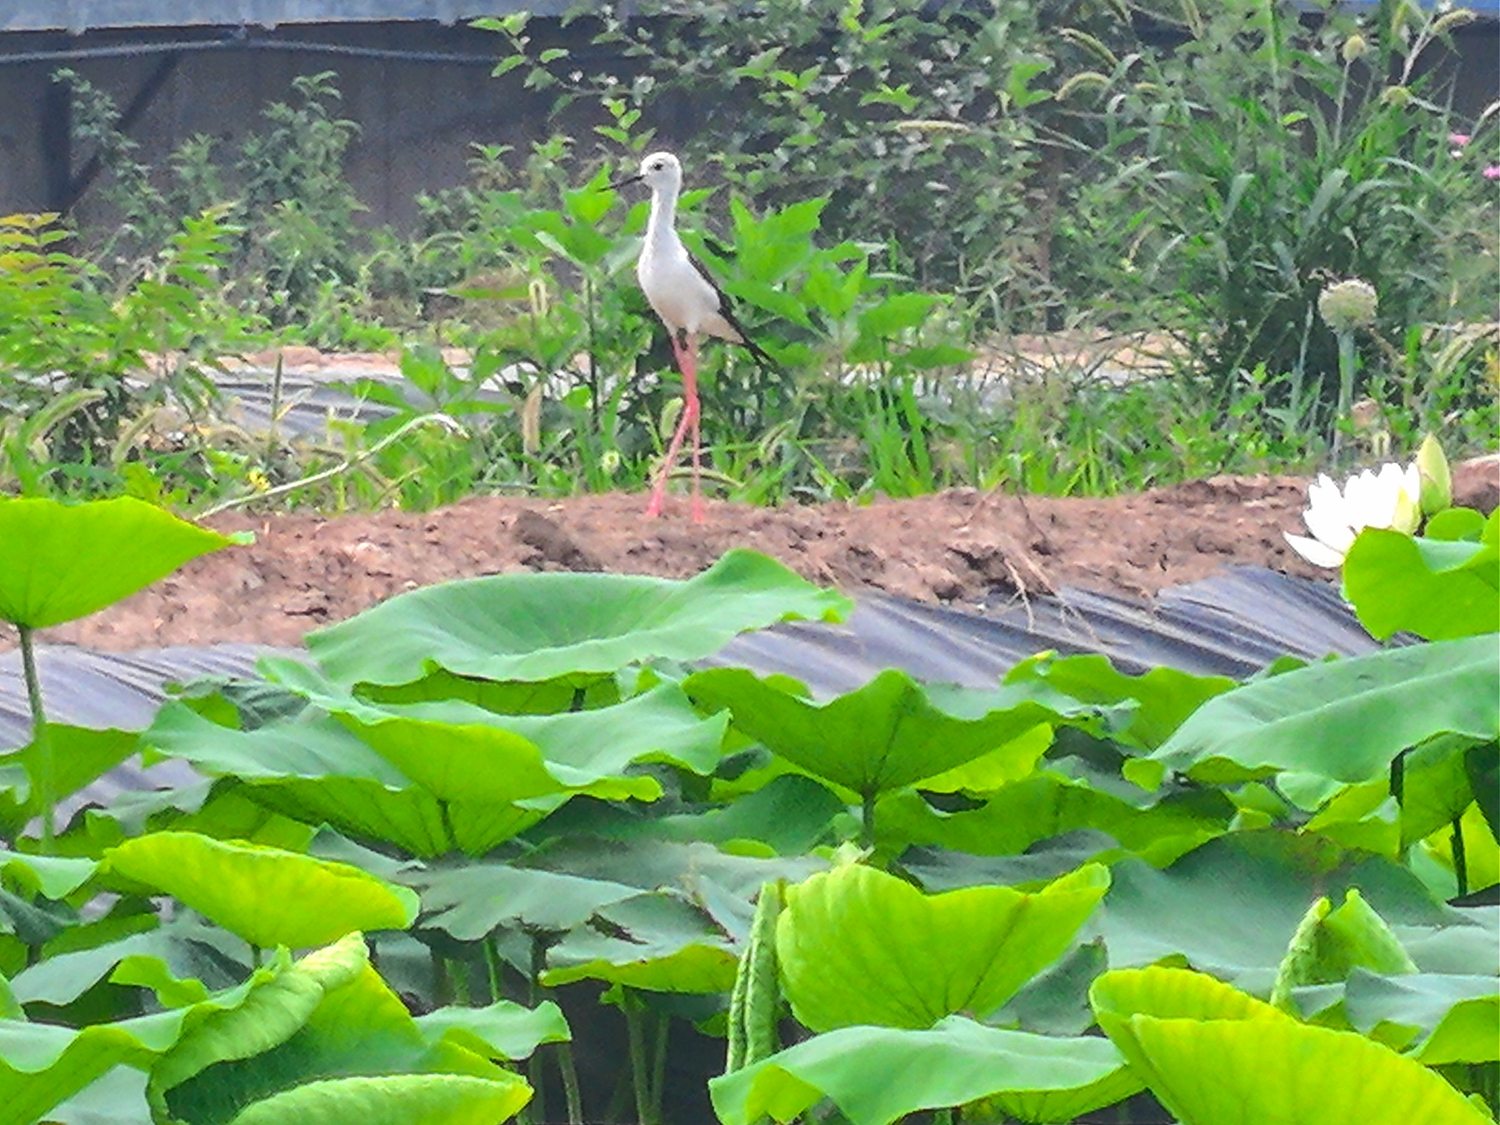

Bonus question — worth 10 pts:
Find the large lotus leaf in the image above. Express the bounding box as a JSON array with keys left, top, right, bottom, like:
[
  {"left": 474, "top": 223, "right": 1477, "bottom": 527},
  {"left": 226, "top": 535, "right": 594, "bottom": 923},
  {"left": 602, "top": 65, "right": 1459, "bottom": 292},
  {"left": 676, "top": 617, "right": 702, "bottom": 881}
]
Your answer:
[
  {"left": 415, "top": 865, "right": 640, "bottom": 940},
  {"left": 46, "top": 1065, "right": 152, "bottom": 1125},
  {"left": 318, "top": 684, "right": 728, "bottom": 803},
  {"left": 305, "top": 548, "right": 852, "bottom": 686},
  {"left": 708, "top": 1017, "right": 1138, "bottom": 1125},
  {"left": 0, "top": 848, "right": 96, "bottom": 901},
  {"left": 13, "top": 918, "right": 245, "bottom": 1007},
  {"left": 414, "top": 1001, "right": 570, "bottom": 1061},
  {"left": 517, "top": 836, "right": 826, "bottom": 939},
  {"left": 1097, "top": 832, "right": 1491, "bottom": 993},
  {"left": 146, "top": 705, "right": 459, "bottom": 857},
  {"left": 541, "top": 774, "right": 846, "bottom": 856},
  {"left": 1152, "top": 636, "right": 1499, "bottom": 784},
  {"left": 1341, "top": 969, "right": 1500, "bottom": 1064},
  {"left": 0, "top": 497, "right": 246, "bottom": 628},
  {"left": 540, "top": 892, "right": 740, "bottom": 993},
  {"left": 1344, "top": 524, "right": 1499, "bottom": 641},
  {"left": 225, "top": 1073, "right": 531, "bottom": 1125},
  {"left": 152, "top": 934, "right": 371, "bottom": 1102},
  {"left": 0, "top": 1014, "right": 181, "bottom": 1125},
  {"left": 0, "top": 944, "right": 338, "bottom": 1125},
  {"left": 0, "top": 727, "right": 139, "bottom": 836},
  {"left": 682, "top": 668, "right": 1092, "bottom": 799},
  {"left": 880, "top": 772, "right": 1231, "bottom": 866},
  {"left": 104, "top": 832, "right": 417, "bottom": 949},
  {"left": 777, "top": 862, "right": 1109, "bottom": 1032},
  {"left": 1004, "top": 652, "right": 1235, "bottom": 750},
  {"left": 1090, "top": 966, "right": 1489, "bottom": 1125}
]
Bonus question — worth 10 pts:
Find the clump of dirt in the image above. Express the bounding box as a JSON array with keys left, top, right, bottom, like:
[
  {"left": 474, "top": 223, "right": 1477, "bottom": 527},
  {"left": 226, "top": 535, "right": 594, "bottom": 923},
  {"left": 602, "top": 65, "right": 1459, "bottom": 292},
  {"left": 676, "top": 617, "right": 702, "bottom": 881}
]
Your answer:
[{"left": 19, "top": 460, "right": 1498, "bottom": 652}]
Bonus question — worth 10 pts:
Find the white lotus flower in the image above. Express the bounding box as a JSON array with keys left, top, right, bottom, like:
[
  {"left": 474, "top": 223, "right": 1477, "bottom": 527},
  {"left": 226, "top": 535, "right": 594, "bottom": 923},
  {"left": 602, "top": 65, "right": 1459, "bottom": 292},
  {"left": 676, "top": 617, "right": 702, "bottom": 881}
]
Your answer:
[{"left": 1284, "top": 461, "right": 1422, "bottom": 568}]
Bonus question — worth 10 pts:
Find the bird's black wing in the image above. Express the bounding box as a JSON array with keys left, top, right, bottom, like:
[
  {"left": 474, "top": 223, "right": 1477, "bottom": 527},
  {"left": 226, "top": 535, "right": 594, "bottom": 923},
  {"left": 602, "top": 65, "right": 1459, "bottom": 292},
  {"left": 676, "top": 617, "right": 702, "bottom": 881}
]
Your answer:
[{"left": 685, "top": 246, "right": 778, "bottom": 369}]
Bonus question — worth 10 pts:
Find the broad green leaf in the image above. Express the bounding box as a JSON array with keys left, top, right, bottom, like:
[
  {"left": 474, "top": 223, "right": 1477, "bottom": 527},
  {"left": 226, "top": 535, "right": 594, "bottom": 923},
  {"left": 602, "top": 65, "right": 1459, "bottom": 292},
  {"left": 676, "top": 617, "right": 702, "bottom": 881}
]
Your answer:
[
  {"left": 541, "top": 892, "right": 739, "bottom": 993},
  {"left": 414, "top": 1000, "right": 570, "bottom": 1061},
  {"left": 104, "top": 833, "right": 417, "bottom": 949},
  {"left": 0, "top": 497, "right": 245, "bottom": 627},
  {"left": 151, "top": 933, "right": 371, "bottom": 1099},
  {"left": 1005, "top": 653, "right": 1235, "bottom": 750},
  {"left": 880, "top": 772, "right": 1230, "bottom": 866},
  {"left": 709, "top": 1017, "right": 1138, "bottom": 1125},
  {"left": 1097, "top": 832, "right": 1489, "bottom": 991},
  {"left": 225, "top": 1074, "right": 531, "bottom": 1125},
  {"left": 683, "top": 668, "right": 1087, "bottom": 799},
  {"left": 45, "top": 1065, "right": 152, "bottom": 1125},
  {"left": 0, "top": 848, "right": 96, "bottom": 901},
  {"left": 415, "top": 865, "right": 639, "bottom": 940},
  {"left": 1152, "top": 637, "right": 1499, "bottom": 784},
  {"left": 1340, "top": 969, "right": 1500, "bottom": 1063},
  {"left": 1344, "top": 523, "right": 1499, "bottom": 641},
  {"left": 777, "top": 863, "right": 1109, "bottom": 1031},
  {"left": 305, "top": 549, "right": 852, "bottom": 686},
  {"left": 1091, "top": 966, "right": 1489, "bottom": 1124},
  {"left": 13, "top": 918, "right": 245, "bottom": 1007},
  {"left": 0, "top": 727, "right": 139, "bottom": 834}
]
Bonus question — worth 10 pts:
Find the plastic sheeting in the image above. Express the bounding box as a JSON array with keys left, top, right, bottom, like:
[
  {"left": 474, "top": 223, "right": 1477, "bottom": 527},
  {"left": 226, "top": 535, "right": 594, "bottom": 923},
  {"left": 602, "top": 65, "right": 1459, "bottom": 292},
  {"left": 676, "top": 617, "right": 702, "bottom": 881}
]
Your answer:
[{"left": 0, "top": 565, "right": 1382, "bottom": 753}]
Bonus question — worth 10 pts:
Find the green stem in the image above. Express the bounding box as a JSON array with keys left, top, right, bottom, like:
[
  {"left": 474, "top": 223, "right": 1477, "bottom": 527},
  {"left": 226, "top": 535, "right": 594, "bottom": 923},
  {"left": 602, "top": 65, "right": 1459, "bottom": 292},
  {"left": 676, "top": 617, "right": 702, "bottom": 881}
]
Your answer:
[
  {"left": 447, "top": 957, "right": 470, "bottom": 1006},
  {"left": 650, "top": 1011, "right": 669, "bottom": 1122},
  {"left": 625, "top": 993, "right": 652, "bottom": 1125},
  {"left": 1452, "top": 814, "right": 1469, "bottom": 898},
  {"left": 1332, "top": 329, "right": 1357, "bottom": 463},
  {"left": 558, "top": 1041, "right": 584, "bottom": 1125},
  {"left": 17, "top": 625, "right": 53, "bottom": 854},
  {"left": 484, "top": 936, "right": 504, "bottom": 1004},
  {"left": 860, "top": 789, "right": 877, "bottom": 849},
  {"left": 250, "top": 944, "right": 263, "bottom": 969}
]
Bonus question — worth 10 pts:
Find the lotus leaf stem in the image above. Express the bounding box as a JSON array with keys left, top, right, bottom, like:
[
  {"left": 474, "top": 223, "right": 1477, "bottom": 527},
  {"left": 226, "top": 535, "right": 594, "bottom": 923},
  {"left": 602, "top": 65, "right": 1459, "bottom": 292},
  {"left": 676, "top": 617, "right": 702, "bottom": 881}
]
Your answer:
[
  {"left": 16, "top": 625, "right": 53, "bottom": 854},
  {"left": 558, "top": 1041, "right": 584, "bottom": 1125}
]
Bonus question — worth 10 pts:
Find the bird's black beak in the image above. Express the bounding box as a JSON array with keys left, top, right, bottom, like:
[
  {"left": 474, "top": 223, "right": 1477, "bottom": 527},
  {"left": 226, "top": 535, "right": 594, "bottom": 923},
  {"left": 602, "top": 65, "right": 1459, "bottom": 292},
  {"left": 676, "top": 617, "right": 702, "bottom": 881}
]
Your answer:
[{"left": 607, "top": 172, "right": 643, "bottom": 191}]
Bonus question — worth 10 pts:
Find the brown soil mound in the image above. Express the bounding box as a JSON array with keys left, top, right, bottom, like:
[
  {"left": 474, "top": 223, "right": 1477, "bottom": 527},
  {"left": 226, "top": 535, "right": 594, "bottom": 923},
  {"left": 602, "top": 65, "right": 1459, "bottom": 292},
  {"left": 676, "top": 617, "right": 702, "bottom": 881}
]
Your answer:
[{"left": 15, "top": 459, "right": 1495, "bottom": 652}]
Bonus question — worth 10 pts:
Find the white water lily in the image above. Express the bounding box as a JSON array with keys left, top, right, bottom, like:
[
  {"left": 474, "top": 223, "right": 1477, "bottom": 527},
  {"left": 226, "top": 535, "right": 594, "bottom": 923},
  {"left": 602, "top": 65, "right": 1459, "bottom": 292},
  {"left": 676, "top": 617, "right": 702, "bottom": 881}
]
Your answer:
[{"left": 1284, "top": 461, "right": 1422, "bottom": 568}]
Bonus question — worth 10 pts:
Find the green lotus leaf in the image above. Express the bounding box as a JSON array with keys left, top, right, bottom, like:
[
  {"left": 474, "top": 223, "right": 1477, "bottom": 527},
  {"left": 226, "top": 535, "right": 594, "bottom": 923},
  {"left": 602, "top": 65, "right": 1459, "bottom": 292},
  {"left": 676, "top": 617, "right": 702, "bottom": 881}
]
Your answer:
[
  {"left": 880, "top": 771, "right": 1231, "bottom": 866},
  {"left": 13, "top": 918, "right": 244, "bottom": 1007},
  {"left": 104, "top": 832, "right": 417, "bottom": 949},
  {"left": 224, "top": 1073, "right": 531, "bottom": 1125},
  {"left": 313, "top": 682, "right": 730, "bottom": 802},
  {"left": 0, "top": 1015, "right": 178, "bottom": 1125},
  {"left": 151, "top": 933, "right": 371, "bottom": 1100},
  {"left": 46, "top": 1065, "right": 151, "bottom": 1125},
  {"left": 415, "top": 865, "right": 640, "bottom": 940},
  {"left": 0, "top": 727, "right": 139, "bottom": 836},
  {"left": 540, "top": 892, "right": 739, "bottom": 993},
  {"left": 145, "top": 705, "right": 533, "bottom": 857},
  {"left": 1344, "top": 523, "right": 1499, "bottom": 641},
  {"left": 777, "top": 862, "right": 1109, "bottom": 1031},
  {"left": 1090, "top": 966, "right": 1490, "bottom": 1124},
  {"left": 683, "top": 668, "right": 1088, "bottom": 800},
  {"left": 1341, "top": 969, "right": 1500, "bottom": 1064},
  {"left": 305, "top": 548, "right": 852, "bottom": 686},
  {"left": 1097, "top": 832, "right": 1489, "bottom": 991},
  {"left": 709, "top": 1017, "right": 1139, "bottom": 1125},
  {"left": 1005, "top": 652, "right": 1235, "bottom": 750},
  {"left": 0, "top": 497, "right": 246, "bottom": 628},
  {"left": 1151, "top": 636, "right": 1499, "bottom": 784},
  {"left": 414, "top": 1000, "right": 570, "bottom": 1061},
  {"left": 0, "top": 847, "right": 97, "bottom": 901}
]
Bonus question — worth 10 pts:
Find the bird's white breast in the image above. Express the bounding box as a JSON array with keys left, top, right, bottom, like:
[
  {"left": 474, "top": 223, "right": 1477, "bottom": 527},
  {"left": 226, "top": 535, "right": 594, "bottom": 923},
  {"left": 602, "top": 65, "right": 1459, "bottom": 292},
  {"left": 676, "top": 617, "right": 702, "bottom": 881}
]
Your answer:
[{"left": 637, "top": 237, "right": 723, "bottom": 336}]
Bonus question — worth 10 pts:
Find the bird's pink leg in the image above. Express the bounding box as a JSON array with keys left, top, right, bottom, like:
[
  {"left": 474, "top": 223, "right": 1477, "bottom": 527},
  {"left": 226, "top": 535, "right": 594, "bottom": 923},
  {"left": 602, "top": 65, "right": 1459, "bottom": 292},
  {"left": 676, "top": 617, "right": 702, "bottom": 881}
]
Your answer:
[
  {"left": 687, "top": 334, "right": 704, "bottom": 523},
  {"left": 645, "top": 334, "right": 696, "bottom": 519}
]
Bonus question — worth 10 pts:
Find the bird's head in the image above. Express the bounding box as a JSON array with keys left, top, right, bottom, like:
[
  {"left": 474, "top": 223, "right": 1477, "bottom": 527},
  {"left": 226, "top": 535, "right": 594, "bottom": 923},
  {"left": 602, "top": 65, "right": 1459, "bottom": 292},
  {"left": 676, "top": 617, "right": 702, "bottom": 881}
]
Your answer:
[{"left": 609, "top": 151, "right": 682, "bottom": 193}]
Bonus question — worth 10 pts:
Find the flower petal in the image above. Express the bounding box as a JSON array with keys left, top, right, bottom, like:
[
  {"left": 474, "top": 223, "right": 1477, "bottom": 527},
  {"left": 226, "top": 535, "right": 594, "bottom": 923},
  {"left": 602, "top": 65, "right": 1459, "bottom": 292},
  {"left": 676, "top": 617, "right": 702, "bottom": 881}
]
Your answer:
[
  {"left": 1303, "top": 503, "right": 1356, "bottom": 553},
  {"left": 1284, "top": 532, "right": 1346, "bottom": 568}
]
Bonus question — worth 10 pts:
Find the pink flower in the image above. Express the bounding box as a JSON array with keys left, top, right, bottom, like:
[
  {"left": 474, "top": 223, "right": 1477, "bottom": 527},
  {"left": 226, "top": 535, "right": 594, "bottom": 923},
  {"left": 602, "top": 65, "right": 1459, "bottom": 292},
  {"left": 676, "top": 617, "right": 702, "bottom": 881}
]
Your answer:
[
  {"left": 1486, "top": 166, "right": 1500, "bottom": 180},
  {"left": 1449, "top": 132, "right": 1471, "bottom": 146}
]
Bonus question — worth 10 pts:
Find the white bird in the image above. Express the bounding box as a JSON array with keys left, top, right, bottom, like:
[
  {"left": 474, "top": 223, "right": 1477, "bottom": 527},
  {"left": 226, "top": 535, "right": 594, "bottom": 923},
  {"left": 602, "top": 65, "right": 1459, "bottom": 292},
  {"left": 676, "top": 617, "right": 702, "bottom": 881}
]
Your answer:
[{"left": 610, "top": 151, "right": 772, "bottom": 522}]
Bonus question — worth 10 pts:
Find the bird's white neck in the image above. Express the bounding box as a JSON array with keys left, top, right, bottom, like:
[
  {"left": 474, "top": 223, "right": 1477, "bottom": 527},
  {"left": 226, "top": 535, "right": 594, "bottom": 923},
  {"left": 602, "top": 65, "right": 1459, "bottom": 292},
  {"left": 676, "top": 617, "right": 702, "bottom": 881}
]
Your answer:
[{"left": 644, "top": 179, "right": 682, "bottom": 254}]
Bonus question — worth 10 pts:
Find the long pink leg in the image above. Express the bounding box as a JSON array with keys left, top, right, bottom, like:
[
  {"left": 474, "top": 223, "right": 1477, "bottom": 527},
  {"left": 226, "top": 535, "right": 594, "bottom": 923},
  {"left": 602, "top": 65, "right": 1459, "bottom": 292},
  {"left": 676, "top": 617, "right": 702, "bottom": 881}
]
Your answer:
[
  {"left": 687, "top": 334, "right": 704, "bottom": 523},
  {"left": 645, "top": 334, "right": 696, "bottom": 519}
]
